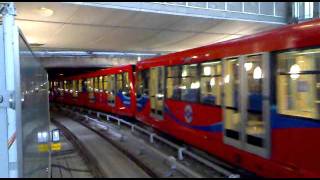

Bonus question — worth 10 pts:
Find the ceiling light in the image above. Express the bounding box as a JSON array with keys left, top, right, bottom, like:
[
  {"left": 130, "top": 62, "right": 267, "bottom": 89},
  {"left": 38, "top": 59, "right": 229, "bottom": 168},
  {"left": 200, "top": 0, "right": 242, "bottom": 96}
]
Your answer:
[{"left": 38, "top": 7, "right": 54, "bottom": 17}]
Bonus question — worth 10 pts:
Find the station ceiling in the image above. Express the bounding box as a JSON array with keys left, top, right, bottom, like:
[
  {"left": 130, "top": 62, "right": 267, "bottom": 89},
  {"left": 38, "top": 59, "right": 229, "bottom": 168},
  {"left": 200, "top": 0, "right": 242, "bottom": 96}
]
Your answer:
[{"left": 15, "top": 2, "right": 283, "bottom": 53}]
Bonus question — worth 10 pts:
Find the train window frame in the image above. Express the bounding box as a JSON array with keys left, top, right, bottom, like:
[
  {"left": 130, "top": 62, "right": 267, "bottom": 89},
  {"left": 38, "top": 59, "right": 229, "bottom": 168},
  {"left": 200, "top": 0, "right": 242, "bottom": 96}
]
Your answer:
[
  {"left": 136, "top": 69, "right": 150, "bottom": 98},
  {"left": 276, "top": 47, "right": 320, "bottom": 121},
  {"left": 180, "top": 63, "right": 201, "bottom": 103},
  {"left": 222, "top": 53, "right": 271, "bottom": 159},
  {"left": 200, "top": 60, "right": 222, "bottom": 107},
  {"left": 122, "top": 72, "right": 130, "bottom": 97},
  {"left": 98, "top": 76, "right": 103, "bottom": 93},
  {"left": 166, "top": 65, "right": 182, "bottom": 101},
  {"left": 78, "top": 79, "right": 82, "bottom": 93},
  {"left": 94, "top": 77, "right": 99, "bottom": 93},
  {"left": 103, "top": 76, "right": 108, "bottom": 93}
]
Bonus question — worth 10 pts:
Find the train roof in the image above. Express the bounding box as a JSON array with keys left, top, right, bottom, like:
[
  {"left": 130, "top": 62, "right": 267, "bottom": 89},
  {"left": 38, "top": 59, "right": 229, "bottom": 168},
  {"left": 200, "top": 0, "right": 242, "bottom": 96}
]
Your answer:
[{"left": 136, "top": 18, "right": 320, "bottom": 69}]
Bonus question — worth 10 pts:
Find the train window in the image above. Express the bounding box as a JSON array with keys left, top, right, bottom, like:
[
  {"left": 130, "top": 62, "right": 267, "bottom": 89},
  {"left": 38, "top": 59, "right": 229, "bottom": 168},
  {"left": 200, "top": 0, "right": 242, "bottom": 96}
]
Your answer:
[
  {"left": 59, "top": 81, "right": 64, "bottom": 96},
  {"left": 99, "top": 76, "right": 103, "bottom": 92},
  {"left": 200, "top": 61, "right": 222, "bottom": 105},
  {"left": 180, "top": 64, "right": 200, "bottom": 102},
  {"left": 87, "top": 78, "right": 93, "bottom": 92},
  {"left": 66, "top": 81, "right": 72, "bottom": 93},
  {"left": 82, "top": 79, "right": 87, "bottom": 93},
  {"left": 103, "top": 76, "right": 108, "bottom": 93},
  {"left": 166, "top": 66, "right": 181, "bottom": 100},
  {"left": 116, "top": 74, "right": 123, "bottom": 95},
  {"left": 72, "top": 80, "right": 77, "bottom": 97},
  {"left": 108, "top": 75, "right": 116, "bottom": 105},
  {"left": 78, "top": 80, "right": 82, "bottom": 93},
  {"left": 244, "top": 55, "right": 265, "bottom": 147},
  {"left": 123, "top": 72, "right": 130, "bottom": 96},
  {"left": 277, "top": 48, "right": 320, "bottom": 120},
  {"left": 94, "top": 77, "right": 99, "bottom": 92},
  {"left": 224, "top": 58, "right": 241, "bottom": 140},
  {"left": 63, "top": 81, "right": 67, "bottom": 91},
  {"left": 88, "top": 78, "right": 95, "bottom": 101},
  {"left": 136, "top": 70, "right": 150, "bottom": 97}
]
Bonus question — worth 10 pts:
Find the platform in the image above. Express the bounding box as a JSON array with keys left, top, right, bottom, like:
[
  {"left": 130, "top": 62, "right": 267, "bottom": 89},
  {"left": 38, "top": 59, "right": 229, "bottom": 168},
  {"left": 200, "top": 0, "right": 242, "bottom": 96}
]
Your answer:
[{"left": 51, "top": 113, "right": 151, "bottom": 178}]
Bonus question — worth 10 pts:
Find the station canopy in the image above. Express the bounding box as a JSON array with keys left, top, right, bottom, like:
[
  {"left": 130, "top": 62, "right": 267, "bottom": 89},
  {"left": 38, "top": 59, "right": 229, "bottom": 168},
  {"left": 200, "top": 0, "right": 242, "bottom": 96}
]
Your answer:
[{"left": 15, "top": 2, "right": 283, "bottom": 54}]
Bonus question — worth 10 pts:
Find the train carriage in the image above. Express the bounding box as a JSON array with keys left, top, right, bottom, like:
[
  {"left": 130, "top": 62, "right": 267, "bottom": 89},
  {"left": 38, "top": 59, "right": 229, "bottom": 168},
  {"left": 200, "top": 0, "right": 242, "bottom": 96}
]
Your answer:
[
  {"left": 52, "top": 64, "right": 136, "bottom": 117},
  {"left": 135, "top": 19, "right": 320, "bottom": 178}
]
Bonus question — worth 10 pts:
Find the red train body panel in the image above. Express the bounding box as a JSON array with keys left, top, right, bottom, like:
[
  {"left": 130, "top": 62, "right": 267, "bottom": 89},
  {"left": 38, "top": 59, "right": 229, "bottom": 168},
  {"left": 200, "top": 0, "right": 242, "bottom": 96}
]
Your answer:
[
  {"left": 50, "top": 19, "right": 320, "bottom": 177},
  {"left": 135, "top": 19, "right": 320, "bottom": 178}
]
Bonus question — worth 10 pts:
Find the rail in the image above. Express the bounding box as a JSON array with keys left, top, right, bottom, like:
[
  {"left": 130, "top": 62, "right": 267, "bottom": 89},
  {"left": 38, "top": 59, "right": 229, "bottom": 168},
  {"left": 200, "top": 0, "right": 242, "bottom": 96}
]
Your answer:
[{"left": 56, "top": 104, "right": 240, "bottom": 178}]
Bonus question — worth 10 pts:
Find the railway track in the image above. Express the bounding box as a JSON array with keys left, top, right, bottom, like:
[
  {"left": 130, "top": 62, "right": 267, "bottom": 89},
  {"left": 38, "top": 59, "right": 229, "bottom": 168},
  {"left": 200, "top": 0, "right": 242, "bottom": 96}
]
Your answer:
[{"left": 51, "top": 103, "right": 249, "bottom": 178}]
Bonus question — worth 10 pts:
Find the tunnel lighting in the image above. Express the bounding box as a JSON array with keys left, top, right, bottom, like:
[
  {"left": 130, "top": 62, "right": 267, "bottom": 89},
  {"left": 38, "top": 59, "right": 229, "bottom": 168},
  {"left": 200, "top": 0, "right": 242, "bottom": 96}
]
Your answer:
[
  {"left": 253, "top": 66, "right": 263, "bottom": 80},
  {"left": 289, "top": 64, "right": 300, "bottom": 80},
  {"left": 192, "top": 56, "right": 198, "bottom": 59},
  {"left": 205, "top": 53, "right": 210, "bottom": 57},
  {"left": 38, "top": 7, "right": 54, "bottom": 17}
]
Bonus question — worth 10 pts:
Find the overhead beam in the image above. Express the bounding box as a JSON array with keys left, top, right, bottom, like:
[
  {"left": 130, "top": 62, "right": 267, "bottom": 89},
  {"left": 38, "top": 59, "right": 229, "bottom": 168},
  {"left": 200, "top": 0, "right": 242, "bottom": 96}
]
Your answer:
[{"left": 40, "top": 56, "right": 138, "bottom": 68}]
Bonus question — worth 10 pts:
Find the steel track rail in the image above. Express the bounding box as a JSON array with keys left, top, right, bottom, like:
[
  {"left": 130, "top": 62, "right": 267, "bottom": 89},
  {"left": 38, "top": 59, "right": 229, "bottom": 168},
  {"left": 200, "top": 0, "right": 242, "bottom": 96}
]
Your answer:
[{"left": 53, "top": 103, "right": 242, "bottom": 178}]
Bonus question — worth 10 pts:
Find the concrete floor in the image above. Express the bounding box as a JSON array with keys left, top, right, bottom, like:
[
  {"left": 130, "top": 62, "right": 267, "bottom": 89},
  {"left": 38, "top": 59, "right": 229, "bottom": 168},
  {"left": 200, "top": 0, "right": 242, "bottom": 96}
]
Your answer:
[{"left": 50, "top": 124, "right": 94, "bottom": 178}]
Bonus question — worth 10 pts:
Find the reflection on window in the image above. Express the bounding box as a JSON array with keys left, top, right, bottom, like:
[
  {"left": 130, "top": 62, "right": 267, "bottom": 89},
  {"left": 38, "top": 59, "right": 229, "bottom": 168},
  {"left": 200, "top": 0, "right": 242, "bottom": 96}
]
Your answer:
[
  {"left": 116, "top": 74, "right": 123, "bottom": 94},
  {"left": 94, "top": 77, "right": 99, "bottom": 92},
  {"left": 108, "top": 75, "right": 115, "bottom": 104},
  {"left": 136, "top": 70, "right": 150, "bottom": 97},
  {"left": 99, "top": 76, "right": 103, "bottom": 92},
  {"left": 72, "top": 80, "right": 78, "bottom": 97},
  {"left": 166, "top": 66, "right": 181, "bottom": 100},
  {"left": 78, "top": 80, "right": 82, "bottom": 93},
  {"left": 245, "top": 55, "right": 265, "bottom": 146},
  {"left": 181, "top": 64, "right": 200, "bottom": 102},
  {"left": 82, "top": 79, "right": 87, "bottom": 93},
  {"left": 122, "top": 72, "right": 130, "bottom": 96},
  {"left": 277, "top": 48, "right": 320, "bottom": 120},
  {"left": 200, "top": 61, "right": 222, "bottom": 105},
  {"left": 224, "top": 58, "right": 240, "bottom": 140},
  {"left": 88, "top": 78, "right": 95, "bottom": 101},
  {"left": 103, "top": 76, "right": 108, "bottom": 92}
]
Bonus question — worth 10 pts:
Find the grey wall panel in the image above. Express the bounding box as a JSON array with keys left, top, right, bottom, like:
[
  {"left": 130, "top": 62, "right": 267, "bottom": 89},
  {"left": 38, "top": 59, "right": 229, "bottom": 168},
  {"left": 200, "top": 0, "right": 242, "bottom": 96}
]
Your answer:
[
  {"left": 227, "top": 2, "right": 242, "bottom": 12},
  {"left": 244, "top": 2, "right": 259, "bottom": 14},
  {"left": 275, "top": 2, "right": 287, "bottom": 17},
  {"left": 260, "top": 2, "right": 275, "bottom": 16},
  {"left": 208, "top": 2, "right": 225, "bottom": 10},
  {"left": 188, "top": 2, "right": 207, "bottom": 8}
]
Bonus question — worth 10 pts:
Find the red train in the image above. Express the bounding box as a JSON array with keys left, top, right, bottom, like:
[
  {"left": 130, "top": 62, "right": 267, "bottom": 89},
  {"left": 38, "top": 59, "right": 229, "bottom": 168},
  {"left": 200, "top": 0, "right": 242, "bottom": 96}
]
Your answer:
[
  {"left": 50, "top": 19, "right": 320, "bottom": 178},
  {"left": 50, "top": 65, "right": 136, "bottom": 117}
]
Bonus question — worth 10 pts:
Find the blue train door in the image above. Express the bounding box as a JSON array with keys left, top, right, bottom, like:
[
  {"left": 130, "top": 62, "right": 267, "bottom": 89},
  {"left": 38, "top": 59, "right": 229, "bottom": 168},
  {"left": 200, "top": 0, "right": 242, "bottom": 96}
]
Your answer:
[{"left": 223, "top": 53, "right": 270, "bottom": 158}]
